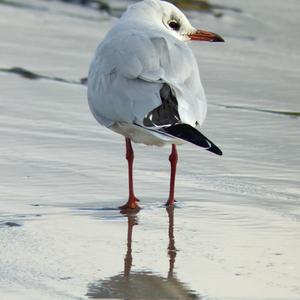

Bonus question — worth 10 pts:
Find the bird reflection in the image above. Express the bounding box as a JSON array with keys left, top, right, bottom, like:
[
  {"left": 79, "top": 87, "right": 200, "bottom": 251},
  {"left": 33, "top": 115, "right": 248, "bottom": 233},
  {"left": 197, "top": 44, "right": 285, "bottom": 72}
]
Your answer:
[
  {"left": 167, "top": 206, "right": 176, "bottom": 279},
  {"left": 123, "top": 210, "right": 138, "bottom": 278},
  {"left": 87, "top": 207, "right": 200, "bottom": 299}
]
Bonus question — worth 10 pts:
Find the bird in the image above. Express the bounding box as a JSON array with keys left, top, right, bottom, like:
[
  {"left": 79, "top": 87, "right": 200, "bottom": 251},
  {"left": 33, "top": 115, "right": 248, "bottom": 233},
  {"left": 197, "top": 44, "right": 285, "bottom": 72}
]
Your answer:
[{"left": 87, "top": 0, "right": 224, "bottom": 209}]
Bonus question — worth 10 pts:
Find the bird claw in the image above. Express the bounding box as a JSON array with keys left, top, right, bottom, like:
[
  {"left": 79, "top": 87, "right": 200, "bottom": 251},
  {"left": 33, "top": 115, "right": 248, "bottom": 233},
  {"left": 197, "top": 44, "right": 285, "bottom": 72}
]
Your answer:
[
  {"left": 119, "top": 197, "right": 140, "bottom": 210},
  {"left": 165, "top": 198, "right": 176, "bottom": 207}
]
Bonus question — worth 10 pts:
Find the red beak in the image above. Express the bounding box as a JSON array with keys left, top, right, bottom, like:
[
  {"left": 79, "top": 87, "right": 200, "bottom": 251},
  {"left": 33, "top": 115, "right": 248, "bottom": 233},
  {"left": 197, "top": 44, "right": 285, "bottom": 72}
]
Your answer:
[{"left": 188, "top": 29, "right": 224, "bottom": 42}]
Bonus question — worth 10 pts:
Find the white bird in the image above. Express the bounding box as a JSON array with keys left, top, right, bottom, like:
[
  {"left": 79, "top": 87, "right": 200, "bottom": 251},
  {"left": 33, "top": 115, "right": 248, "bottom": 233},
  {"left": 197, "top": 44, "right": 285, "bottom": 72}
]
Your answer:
[{"left": 88, "top": 0, "right": 224, "bottom": 209}]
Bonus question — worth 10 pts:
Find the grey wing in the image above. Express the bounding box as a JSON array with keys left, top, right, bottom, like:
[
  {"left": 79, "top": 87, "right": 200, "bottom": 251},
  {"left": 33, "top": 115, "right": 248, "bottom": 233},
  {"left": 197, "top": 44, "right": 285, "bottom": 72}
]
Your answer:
[
  {"left": 87, "top": 33, "right": 162, "bottom": 127},
  {"left": 87, "top": 31, "right": 206, "bottom": 129}
]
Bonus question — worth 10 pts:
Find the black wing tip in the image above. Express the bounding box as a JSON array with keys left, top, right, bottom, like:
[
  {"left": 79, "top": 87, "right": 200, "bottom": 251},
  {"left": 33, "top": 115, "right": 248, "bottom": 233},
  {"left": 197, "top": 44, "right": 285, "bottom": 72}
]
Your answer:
[
  {"left": 208, "top": 146, "right": 223, "bottom": 156},
  {"left": 163, "top": 124, "right": 223, "bottom": 156}
]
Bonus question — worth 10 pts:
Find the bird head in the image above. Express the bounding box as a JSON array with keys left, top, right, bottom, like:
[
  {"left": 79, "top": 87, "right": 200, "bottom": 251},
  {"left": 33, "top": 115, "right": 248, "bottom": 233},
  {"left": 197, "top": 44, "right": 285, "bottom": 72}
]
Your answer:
[{"left": 127, "top": 0, "right": 224, "bottom": 43}]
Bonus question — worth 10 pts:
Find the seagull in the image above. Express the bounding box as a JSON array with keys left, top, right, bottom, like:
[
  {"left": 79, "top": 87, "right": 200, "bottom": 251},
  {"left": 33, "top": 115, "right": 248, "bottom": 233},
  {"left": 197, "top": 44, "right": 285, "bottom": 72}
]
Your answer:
[{"left": 87, "top": 0, "right": 224, "bottom": 209}]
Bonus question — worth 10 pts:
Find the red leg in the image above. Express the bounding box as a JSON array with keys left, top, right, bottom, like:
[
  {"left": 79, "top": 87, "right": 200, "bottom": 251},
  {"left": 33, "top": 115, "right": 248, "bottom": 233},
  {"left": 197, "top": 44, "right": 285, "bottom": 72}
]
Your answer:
[
  {"left": 166, "top": 144, "right": 178, "bottom": 206},
  {"left": 120, "top": 138, "right": 140, "bottom": 209}
]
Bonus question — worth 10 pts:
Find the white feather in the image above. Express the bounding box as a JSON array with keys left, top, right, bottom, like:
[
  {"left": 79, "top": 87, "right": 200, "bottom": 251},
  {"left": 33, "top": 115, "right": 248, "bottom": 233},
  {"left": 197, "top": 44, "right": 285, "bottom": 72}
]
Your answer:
[{"left": 88, "top": 0, "right": 207, "bottom": 146}]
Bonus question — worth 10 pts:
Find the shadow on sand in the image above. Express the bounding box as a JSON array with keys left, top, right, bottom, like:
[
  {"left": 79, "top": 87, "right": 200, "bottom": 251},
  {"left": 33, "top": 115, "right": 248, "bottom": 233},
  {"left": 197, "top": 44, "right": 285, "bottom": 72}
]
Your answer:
[{"left": 86, "top": 207, "right": 201, "bottom": 299}]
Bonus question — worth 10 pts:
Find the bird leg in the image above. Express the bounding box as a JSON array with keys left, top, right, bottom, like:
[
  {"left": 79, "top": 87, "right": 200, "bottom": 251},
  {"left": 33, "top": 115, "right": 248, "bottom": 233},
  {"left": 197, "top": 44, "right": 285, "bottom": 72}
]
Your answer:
[
  {"left": 166, "top": 144, "right": 178, "bottom": 206},
  {"left": 120, "top": 138, "right": 140, "bottom": 209}
]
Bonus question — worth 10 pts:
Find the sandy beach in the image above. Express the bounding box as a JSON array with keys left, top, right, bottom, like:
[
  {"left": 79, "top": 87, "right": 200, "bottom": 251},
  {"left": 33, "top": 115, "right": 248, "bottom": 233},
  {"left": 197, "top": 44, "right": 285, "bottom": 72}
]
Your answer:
[{"left": 0, "top": 0, "right": 299, "bottom": 299}]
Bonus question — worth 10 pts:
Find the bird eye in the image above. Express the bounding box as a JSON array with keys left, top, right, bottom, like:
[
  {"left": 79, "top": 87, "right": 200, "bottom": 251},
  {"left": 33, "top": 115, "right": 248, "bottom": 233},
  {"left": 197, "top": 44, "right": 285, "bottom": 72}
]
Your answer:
[{"left": 168, "top": 20, "right": 180, "bottom": 31}]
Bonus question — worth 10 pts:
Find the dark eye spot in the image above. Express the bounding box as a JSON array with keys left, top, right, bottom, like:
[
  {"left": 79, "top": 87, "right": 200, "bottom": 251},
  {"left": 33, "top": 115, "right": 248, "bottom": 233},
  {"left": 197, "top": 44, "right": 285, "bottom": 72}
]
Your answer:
[{"left": 168, "top": 20, "right": 180, "bottom": 31}]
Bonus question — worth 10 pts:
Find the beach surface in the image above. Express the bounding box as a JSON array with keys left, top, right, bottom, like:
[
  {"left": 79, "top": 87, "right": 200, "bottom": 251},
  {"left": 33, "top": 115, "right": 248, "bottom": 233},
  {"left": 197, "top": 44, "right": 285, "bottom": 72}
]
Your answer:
[{"left": 0, "top": 0, "right": 299, "bottom": 299}]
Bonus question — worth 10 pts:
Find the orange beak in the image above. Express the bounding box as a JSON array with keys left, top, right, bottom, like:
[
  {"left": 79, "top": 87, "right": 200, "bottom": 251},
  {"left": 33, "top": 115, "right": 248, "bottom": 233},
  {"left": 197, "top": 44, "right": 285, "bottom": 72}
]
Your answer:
[{"left": 188, "top": 29, "right": 224, "bottom": 42}]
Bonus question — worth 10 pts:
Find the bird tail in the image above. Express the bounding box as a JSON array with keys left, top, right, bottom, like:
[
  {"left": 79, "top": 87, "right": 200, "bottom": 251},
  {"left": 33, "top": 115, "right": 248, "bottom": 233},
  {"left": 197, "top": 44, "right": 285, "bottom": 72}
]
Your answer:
[{"left": 162, "top": 124, "right": 223, "bottom": 156}]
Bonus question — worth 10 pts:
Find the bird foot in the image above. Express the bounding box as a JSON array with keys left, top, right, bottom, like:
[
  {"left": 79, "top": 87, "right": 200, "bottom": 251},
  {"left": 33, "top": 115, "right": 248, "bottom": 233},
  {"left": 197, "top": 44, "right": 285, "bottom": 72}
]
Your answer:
[
  {"left": 119, "top": 197, "right": 140, "bottom": 210},
  {"left": 165, "top": 198, "right": 176, "bottom": 207}
]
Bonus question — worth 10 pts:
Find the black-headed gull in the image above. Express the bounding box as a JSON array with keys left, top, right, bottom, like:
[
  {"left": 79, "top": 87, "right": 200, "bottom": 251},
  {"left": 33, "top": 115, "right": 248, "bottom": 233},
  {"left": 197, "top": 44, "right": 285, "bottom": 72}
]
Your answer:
[{"left": 88, "top": 0, "right": 224, "bottom": 209}]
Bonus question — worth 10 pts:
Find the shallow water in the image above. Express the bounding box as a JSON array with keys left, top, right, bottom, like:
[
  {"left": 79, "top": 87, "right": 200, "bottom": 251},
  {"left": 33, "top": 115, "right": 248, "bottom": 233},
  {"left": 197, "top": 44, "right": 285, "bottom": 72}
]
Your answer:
[{"left": 0, "top": 0, "right": 299, "bottom": 299}]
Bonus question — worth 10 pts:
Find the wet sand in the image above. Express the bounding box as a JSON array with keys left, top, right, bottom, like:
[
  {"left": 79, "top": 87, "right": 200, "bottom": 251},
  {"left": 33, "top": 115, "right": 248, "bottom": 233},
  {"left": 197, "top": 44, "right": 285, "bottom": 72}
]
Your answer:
[{"left": 0, "top": 0, "right": 299, "bottom": 299}]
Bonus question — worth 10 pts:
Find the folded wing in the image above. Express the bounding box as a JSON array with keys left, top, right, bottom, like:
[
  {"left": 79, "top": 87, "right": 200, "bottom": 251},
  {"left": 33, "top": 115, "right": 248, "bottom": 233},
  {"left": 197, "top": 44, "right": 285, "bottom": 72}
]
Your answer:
[{"left": 88, "top": 27, "right": 222, "bottom": 154}]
